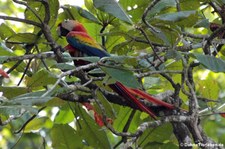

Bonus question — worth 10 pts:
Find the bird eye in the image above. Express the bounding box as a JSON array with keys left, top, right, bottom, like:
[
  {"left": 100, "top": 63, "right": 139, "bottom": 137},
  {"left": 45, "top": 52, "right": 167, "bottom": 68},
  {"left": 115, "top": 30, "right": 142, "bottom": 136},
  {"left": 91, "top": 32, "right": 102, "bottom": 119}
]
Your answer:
[{"left": 65, "top": 19, "right": 69, "bottom": 23}]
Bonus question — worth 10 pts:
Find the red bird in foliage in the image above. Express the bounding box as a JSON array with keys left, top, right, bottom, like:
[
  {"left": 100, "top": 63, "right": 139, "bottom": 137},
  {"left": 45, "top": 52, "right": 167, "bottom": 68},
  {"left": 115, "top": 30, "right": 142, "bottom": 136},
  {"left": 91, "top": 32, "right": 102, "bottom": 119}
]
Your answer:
[{"left": 57, "top": 20, "right": 174, "bottom": 119}]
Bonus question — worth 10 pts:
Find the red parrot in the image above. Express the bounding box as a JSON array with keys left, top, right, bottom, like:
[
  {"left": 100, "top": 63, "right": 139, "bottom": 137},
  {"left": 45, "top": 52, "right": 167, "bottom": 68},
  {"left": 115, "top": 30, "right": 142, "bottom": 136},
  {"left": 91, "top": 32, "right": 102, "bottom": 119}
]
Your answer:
[
  {"left": 57, "top": 20, "right": 174, "bottom": 119},
  {"left": 0, "top": 69, "right": 9, "bottom": 78}
]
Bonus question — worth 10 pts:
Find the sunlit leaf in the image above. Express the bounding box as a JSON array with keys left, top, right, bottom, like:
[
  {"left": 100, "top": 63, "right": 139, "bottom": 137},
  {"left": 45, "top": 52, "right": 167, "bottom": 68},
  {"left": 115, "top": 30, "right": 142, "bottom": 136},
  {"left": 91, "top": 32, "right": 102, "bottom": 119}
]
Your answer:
[
  {"left": 54, "top": 105, "right": 74, "bottom": 124},
  {"left": 7, "top": 33, "right": 38, "bottom": 44},
  {"left": 24, "top": 117, "right": 53, "bottom": 132},
  {"left": 0, "top": 23, "right": 15, "bottom": 40},
  {"left": 25, "top": 69, "right": 57, "bottom": 88},
  {"left": 197, "top": 79, "right": 219, "bottom": 100}
]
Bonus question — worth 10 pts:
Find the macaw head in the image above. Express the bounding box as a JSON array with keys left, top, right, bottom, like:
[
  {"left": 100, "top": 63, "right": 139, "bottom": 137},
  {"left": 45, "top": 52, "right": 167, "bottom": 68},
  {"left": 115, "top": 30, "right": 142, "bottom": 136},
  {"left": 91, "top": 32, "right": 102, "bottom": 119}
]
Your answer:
[{"left": 57, "top": 20, "right": 87, "bottom": 37}]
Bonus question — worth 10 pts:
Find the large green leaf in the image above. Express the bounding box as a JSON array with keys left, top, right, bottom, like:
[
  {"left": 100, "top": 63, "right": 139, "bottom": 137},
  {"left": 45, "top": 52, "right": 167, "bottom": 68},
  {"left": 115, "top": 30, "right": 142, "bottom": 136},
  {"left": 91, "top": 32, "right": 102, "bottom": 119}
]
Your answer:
[
  {"left": 25, "top": 69, "right": 57, "bottom": 88},
  {"left": 138, "top": 124, "right": 173, "bottom": 146},
  {"left": 0, "top": 104, "right": 38, "bottom": 116},
  {"left": 154, "top": 10, "right": 197, "bottom": 27},
  {"left": 50, "top": 124, "right": 84, "bottom": 149},
  {"left": 113, "top": 107, "right": 133, "bottom": 131},
  {"left": 10, "top": 96, "right": 52, "bottom": 106},
  {"left": 75, "top": 105, "right": 111, "bottom": 149},
  {"left": 13, "top": 133, "right": 45, "bottom": 148},
  {"left": 24, "top": 117, "right": 53, "bottom": 132},
  {"left": 0, "top": 86, "right": 28, "bottom": 99},
  {"left": 54, "top": 105, "right": 75, "bottom": 124},
  {"left": 93, "top": 0, "right": 132, "bottom": 24},
  {"left": 74, "top": 6, "right": 100, "bottom": 23},
  {"left": 0, "top": 23, "right": 15, "bottom": 40},
  {"left": 192, "top": 53, "right": 225, "bottom": 72},
  {"left": 101, "top": 65, "right": 140, "bottom": 88},
  {"left": 7, "top": 33, "right": 38, "bottom": 44},
  {"left": 197, "top": 79, "right": 219, "bottom": 100}
]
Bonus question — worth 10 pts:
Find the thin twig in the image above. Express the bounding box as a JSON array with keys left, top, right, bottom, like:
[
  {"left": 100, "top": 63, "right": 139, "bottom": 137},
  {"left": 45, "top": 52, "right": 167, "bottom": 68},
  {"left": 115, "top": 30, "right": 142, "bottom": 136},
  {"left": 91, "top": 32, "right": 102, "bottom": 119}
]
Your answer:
[
  {"left": 0, "top": 15, "right": 41, "bottom": 27},
  {"left": 142, "top": 0, "right": 161, "bottom": 33}
]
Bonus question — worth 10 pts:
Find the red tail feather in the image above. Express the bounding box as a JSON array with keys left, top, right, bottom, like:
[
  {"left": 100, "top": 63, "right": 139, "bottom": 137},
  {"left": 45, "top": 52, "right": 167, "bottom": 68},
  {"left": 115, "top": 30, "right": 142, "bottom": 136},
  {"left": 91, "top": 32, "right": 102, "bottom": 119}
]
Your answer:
[
  {"left": 115, "top": 82, "right": 157, "bottom": 119},
  {"left": 128, "top": 88, "right": 174, "bottom": 109}
]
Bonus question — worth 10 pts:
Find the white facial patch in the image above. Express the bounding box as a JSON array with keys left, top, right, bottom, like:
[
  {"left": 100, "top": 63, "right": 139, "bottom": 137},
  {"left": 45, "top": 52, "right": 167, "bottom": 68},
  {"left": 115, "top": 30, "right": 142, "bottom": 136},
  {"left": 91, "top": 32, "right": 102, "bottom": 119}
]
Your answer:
[{"left": 62, "top": 20, "right": 76, "bottom": 32}]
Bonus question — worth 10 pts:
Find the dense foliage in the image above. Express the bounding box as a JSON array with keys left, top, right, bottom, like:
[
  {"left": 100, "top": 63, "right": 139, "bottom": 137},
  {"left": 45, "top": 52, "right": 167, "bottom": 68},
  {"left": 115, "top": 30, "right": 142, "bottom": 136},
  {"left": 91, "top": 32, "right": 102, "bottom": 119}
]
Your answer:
[{"left": 0, "top": 0, "right": 225, "bottom": 148}]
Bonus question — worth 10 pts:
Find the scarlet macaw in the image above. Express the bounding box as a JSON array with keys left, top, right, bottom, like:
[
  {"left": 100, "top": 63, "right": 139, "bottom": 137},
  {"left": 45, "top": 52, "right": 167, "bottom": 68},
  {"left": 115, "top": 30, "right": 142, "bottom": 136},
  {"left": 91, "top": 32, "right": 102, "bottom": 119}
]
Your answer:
[{"left": 57, "top": 20, "right": 174, "bottom": 118}]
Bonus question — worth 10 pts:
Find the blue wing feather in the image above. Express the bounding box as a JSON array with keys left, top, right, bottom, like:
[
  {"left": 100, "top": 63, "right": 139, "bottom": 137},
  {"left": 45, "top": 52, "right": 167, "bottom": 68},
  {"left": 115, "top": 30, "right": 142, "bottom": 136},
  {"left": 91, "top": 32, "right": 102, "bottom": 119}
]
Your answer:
[{"left": 66, "top": 34, "right": 110, "bottom": 58}]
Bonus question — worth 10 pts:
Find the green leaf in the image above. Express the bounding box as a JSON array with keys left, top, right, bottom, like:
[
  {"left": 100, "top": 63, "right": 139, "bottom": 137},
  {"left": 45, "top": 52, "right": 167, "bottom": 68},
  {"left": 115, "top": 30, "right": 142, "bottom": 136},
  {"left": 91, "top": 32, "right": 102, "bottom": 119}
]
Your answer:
[
  {"left": 155, "top": 10, "right": 196, "bottom": 22},
  {"left": 25, "top": 69, "right": 57, "bottom": 88},
  {"left": 93, "top": 0, "right": 132, "bottom": 24},
  {"left": 75, "top": 6, "right": 100, "bottom": 23},
  {"left": 139, "top": 124, "right": 173, "bottom": 146},
  {"left": 15, "top": 133, "right": 45, "bottom": 148},
  {"left": 143, "top": 77, "right": 160, "bottom": 89},
  {"left": 197, "top": 79, "right": 219, "bottom": 100},
  {"left": 100, "top": 66, "right": 140, "bottom": 88},
  {"left": 154, "top": 10, "right": 198, "bottom": 27},
  {"left": 192, "top": 53, "right": 225, "bottom": 72},
  {"left": 25, "top": 0, "right": 59, "bottom": 26},
  {"left": 54, "top": 105, "right": 74, "bottom": 124},
  {"left": 7, "top": 33, "right": 38, "bottom": 44},
  {"left": 24, "top": 117, "right": 53, "bottom": 132},
  {"left": 76, "top": 105, "right": 111, "bottom": 149},
  {"left": 50, "top": 124, "right": 84, "bottom": 149},
  {"left": 0, "top": 23, "right": 15, "bottom": 40},
  {"left": 25, "top": 1, "right": 44, "bottom": 24},
  {"left": 10, "top": 96, "right": 52, "bottom": 106},
  {"left": 105, "top": 56, "right": 137, "bottom": 64},
  {"left": 152, "top": 28, "right": 171, "bottom": 46},
  {"left": 166, "top": 50, "right": 182, "bottom": 60},
  {"left": 0, "top": 86, "right": 28, "bottom": 99},
  {"left": 96, "top": 90, "right": 115, "bottom": 118},
  {"left": 6, "top": 91, "right": 53, "bottom": 106},
  {"left": 147, "top": 0, "right": 176, "bottom": 18},
  {"left": 0, "top": 105, "right": 38, "bottom": 116},
  {"left": 180, "top": 0, "right": 200, "bottom": 10},
  {"left": 194, "top": 18, "right": 210, "bottom": 28},
  {"left": 48, "top": 0, "right": 60, "bottom": 26},
  {"left": 113, "top": 107, "right": 133, "bottom": 131}
]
